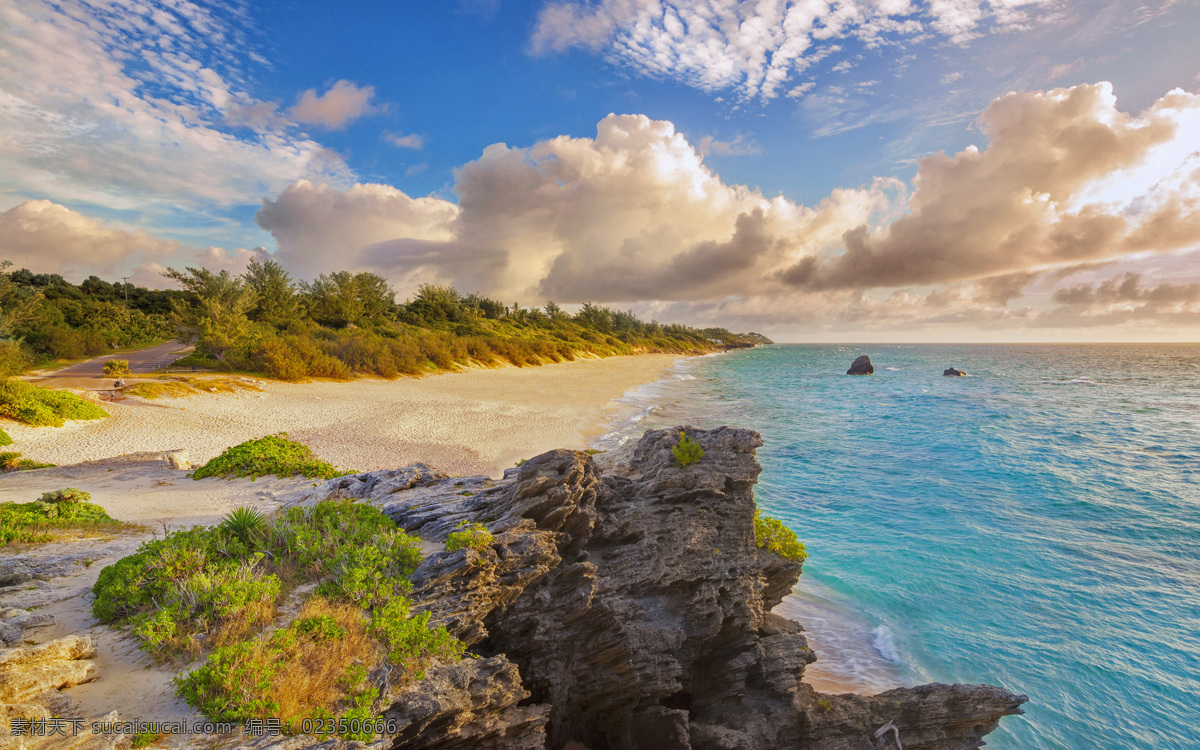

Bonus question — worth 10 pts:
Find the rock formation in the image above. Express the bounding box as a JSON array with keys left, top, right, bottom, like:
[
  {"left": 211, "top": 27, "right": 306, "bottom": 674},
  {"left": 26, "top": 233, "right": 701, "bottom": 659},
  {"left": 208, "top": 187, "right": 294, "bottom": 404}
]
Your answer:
[
  {"left": 287, "top": 426, "right": 1025, "bottom": 750},
  {"left": 847, "top": 356, "right": 874, "bottom": 375},
  {"left": 943, "top": 368, "right": 966, "bottom": 377}
]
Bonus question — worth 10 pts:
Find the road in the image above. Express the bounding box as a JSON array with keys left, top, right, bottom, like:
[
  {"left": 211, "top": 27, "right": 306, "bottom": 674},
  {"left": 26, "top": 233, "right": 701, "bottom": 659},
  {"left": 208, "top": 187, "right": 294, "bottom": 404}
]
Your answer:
[{"left": 30, "top": 340, "right": 194, "bottom": 389}]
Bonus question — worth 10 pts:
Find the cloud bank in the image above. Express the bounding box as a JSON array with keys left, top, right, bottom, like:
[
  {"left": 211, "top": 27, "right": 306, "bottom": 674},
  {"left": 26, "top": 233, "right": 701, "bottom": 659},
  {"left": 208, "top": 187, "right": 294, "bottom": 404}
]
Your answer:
[{"left": 250, "top": 82, "right": 1200, "bottom": 337}]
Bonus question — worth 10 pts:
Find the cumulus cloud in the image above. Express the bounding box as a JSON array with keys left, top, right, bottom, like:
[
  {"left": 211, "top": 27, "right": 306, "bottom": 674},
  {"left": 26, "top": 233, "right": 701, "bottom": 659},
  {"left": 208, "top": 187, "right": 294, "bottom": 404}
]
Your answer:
[
  {"left": 259, "top": 114, "right": 902, "bottom": 301},
  {"left": 0, "top": 200, "right": 261, "bottom": 283},
  {"left": 291, "top": 80, "right": 378, "bottom": 130},
  {"left": 0, "top": 0, "right": 355, "bottom": 212},
  {"left": 530, "top": 0, "right": 1057, "bottom": 101},
  {"left": 779, "top": 83, "right": 1200, "bottom": 290},
  {"left": 255, "top": 181, "right": 460, "bottom": 280}
]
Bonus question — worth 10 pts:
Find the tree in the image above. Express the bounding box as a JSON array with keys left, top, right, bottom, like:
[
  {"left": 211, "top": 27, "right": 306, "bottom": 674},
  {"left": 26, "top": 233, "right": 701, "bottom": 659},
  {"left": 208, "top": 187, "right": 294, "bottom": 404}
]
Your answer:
[
  {"left": 162, "top": 267, "right": 258, "bottom": 363},
  {"left": 303, "top": 271, "right": 394, "bottom": 328},
  {"left": 243, "top": 257, "right": 301, "bottom": 328},
  {"left": 0, "top": 261, "right": 41, "bottom": 340}
]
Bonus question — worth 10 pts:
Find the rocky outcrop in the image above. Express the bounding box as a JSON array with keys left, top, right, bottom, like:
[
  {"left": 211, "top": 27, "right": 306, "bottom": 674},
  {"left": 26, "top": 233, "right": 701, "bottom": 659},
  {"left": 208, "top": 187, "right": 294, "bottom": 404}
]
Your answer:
[
  {"left": 0, "top": 635, "right": 97, "bottom": 704},
  {"left": 847, "top": 356, "right": 874, "bottom": 375},
  {"left": 297, "top": 426, "right": 1025, "bottom": 749},
  {"left": 943, "top": 368, "right": 966, "bottom": 377}
]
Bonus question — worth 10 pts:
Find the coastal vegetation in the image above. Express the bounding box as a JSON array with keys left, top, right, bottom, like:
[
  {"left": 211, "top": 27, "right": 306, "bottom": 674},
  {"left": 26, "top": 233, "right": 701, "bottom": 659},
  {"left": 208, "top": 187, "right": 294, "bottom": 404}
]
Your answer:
[
  {"left": 0, "top": 379, "right": 107, "bottom": 426},
  {"left": 445, "top": 520, "right": 494, "bottom": 553},
  {"left": 191, "top": 434, "right": 349, "bottom": 481},
  {"left": 0, "top": 452, "right": 54, "bottom": 473},
  {"left": 0, "top": 488, "right": 121, "bottom": 545},
  {"left": 93, "top": 499, "right": 461, "bottom": 738},
  {"left": 753, "top": 509, "right": 808, "bottom": 562},
  {"left": 0, "top": 259, "right": 770, "bottom": 380},
  {"left": 672, "top": 431, "right": 705, "bottom": 468},
  {"left": 103, "top": 359, "right": 130, "bottom": 376}
]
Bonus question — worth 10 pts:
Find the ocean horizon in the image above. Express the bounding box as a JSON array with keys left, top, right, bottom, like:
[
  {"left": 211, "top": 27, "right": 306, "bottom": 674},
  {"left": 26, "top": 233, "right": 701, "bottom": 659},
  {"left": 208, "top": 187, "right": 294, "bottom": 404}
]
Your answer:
[{"left": 599, "top": 343, "right": 1200, "bottom": 750}]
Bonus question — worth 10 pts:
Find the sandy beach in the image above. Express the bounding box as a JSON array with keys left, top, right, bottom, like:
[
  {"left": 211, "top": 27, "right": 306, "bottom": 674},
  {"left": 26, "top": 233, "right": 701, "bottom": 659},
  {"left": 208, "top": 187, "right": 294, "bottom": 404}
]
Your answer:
[{"left": 4, "top": 354, "right": 682, "bottom": 481}]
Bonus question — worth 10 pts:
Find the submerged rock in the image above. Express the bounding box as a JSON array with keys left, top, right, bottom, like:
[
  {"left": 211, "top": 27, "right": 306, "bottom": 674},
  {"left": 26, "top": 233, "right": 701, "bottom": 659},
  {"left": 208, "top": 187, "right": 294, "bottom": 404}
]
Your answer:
[
  {"left": 284, "top": 426, "right": 1026, "bottom": 750},
  {"left": 944, "top": 368, "right": 967, "bottom": 377},
  {"left": 847, "top": 355, "right": 874, "bottom": 375}
]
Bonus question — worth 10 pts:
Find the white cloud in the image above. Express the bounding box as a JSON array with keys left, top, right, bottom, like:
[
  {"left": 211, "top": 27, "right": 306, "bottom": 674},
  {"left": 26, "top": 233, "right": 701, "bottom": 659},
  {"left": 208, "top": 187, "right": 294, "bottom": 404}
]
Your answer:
[
  {"left": 697, "top": 133, "right": 763, "bottom": 157},
  {"left": 0, "top": 0, "right": 355, "bottom": 214},
  {"left": 530, "top": 0, "right": 1061, "bottom": 101},
  {"left": 291, "top": 80, "right": 378, "bottom": 130},
  {"left": 0, "top": 199, "right": 261, "bottom": 283},
  {"left": 385, "top": 133, "right": 426, "bottom": 150}
]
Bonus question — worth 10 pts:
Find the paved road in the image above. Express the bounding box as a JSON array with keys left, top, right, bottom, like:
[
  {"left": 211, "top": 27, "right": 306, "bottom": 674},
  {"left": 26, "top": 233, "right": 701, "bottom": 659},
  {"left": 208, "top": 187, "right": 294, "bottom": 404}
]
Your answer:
[{"left": 31, "top": 340, "right": 194, "bottom": 389}]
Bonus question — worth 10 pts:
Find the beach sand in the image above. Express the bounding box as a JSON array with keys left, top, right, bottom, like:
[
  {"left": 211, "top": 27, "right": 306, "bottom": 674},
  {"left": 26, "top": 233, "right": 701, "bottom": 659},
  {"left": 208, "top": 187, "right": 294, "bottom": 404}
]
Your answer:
[{"left": 4, "top": 354, "right": 682, "bottom": 480}]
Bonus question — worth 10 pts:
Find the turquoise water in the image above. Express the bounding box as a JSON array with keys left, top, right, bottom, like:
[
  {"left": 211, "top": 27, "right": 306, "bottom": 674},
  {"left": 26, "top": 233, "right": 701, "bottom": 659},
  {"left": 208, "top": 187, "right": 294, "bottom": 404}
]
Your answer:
[{"left": 603, "top": 344, "right": 1200, "bottom": 749}]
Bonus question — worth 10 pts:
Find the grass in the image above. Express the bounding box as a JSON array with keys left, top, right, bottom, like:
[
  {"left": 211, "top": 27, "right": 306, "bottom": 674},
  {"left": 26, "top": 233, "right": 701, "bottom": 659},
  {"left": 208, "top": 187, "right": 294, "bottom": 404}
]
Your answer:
[
  {"left": 124, "top": 381, "right": 198, "bottom": 399},
  {"left": 445, "top": 521, "right": 493, "bottom": 553},
  {"left": 125, "top": 376, "right": 263, "bottom": 400},
  {"left": 753, "top": 509, "right": 808, "bottom": 562},
  {"left": 0, "top": 488, "right": 124, "bottom": 546},
  {"left": 192, "top": 434, "right": 348, "bottom": 481},
  {"left": 0, "top": 378, "right": 108, "bottom": 427},
  {"left": 0, "top": 451, "right": 55, "bottom": 473},
  {"left": 0, "top": 428, "right": 11, "bottom": 446},
  {"left": 93, "top": 499, "right": 461, "bottom": 739},
  {"left": 672, "top": 431, "right": 705, "bottom": 468}
]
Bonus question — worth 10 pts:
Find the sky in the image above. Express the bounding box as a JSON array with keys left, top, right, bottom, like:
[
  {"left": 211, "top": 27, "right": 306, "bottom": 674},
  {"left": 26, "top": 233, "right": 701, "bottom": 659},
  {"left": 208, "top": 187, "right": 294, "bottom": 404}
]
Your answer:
[{"left": 2, "top": 0, "right": 1199, "bottom": 342}]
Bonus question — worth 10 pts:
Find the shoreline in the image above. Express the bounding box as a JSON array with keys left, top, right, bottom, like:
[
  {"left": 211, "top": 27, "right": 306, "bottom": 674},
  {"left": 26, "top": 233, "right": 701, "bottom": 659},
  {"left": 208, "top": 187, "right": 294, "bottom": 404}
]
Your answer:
[{"left": 2, "top": 354, "right": 683, "bottom": 481}]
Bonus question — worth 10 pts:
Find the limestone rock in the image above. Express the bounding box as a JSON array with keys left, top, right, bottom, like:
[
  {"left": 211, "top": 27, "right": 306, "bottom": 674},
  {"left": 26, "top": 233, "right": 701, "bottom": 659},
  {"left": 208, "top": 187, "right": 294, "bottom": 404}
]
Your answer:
[
  {"left": 943, "top": 368, "right": 966, "bottom": 377},
  {"left": 0, "top": 635, "right": 97, "bottom": 704},
  {"left": 847, "top": 355, "right": 874, "bottom": 375}
]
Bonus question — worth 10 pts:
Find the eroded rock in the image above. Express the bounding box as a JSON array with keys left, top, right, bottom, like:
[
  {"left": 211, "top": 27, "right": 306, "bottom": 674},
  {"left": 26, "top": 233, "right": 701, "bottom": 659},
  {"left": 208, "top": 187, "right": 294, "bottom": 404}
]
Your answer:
[{"left": 847, "top": 355, "right": 874, "bottom": 375}]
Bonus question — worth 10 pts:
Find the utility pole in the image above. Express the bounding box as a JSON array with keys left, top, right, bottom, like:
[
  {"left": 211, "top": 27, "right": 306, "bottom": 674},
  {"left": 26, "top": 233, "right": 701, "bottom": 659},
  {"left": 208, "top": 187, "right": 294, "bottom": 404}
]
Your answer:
[{"left": 120, "top": 277, "right": 130, "bottom": 304}]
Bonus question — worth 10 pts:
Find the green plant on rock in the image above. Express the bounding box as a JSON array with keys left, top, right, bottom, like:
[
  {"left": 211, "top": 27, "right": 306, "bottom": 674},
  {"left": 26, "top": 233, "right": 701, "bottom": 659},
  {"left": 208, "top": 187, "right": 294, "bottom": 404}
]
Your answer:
[
  {"left": 444, "top": 520, "right": 493, "bottom": 554},
  {"left": 103, "top": 359, "right": 131, "bottom": 376},
  {"left": 192, "top": 434, "right": 348, "bottom": 481},
  {"left": 672, "top": 431, "right": 705, "bottom": 468},
  {"left": 753, "top": 509, "right": 808, "bottom": 562}
]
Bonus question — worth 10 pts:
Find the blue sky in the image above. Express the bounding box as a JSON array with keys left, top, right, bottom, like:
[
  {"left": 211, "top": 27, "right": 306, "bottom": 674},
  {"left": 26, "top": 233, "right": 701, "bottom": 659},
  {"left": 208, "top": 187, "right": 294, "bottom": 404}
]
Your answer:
[{"left": 2, "top": 0, "right": 1200, "bottom": 340}]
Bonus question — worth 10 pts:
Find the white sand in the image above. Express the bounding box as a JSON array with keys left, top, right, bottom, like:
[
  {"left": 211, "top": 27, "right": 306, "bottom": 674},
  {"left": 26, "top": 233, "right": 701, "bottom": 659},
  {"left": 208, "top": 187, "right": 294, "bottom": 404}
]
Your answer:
[{"left": 5, "top": 354, "right": 682, "bottom": 480}]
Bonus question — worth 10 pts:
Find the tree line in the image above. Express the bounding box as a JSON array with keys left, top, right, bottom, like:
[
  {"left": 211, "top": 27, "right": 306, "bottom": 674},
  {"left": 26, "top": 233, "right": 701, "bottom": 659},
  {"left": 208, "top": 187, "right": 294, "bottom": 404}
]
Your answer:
[{"left": 0, "top": 259, "right": 771, "bottom": 379}]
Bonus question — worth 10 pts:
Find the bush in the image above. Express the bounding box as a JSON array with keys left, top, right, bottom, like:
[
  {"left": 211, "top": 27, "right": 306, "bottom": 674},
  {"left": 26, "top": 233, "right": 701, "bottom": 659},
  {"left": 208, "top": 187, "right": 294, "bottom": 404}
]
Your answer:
[
  {"left": 0, "top": 428, "right": 11, "bottom": 446},
  {"left": 753, "top": 509, "right": 807, "bottom": 562},
  {"left": 0, "top": 451, "right": 54, "bottom": 472},
  {"left": 192, "top": 434, "right": 347, "bottom": 481},
  {"left": 672, "top": 431, "right": 705, "bottom": 468},
  {"left": 445, "top": 521, "right": 493, "bottom": 554},
  {"left": 1, "top": 489, "right": 120, "bottom": 545},
  {"left": 0, "top": 379, "right": 108, "bottom": 427},
  {"left": 103, "top": 359, "right": 131, "bottom": 376},
  {"left": 0, "top": 341, "right": 30, "bottom": 376}
]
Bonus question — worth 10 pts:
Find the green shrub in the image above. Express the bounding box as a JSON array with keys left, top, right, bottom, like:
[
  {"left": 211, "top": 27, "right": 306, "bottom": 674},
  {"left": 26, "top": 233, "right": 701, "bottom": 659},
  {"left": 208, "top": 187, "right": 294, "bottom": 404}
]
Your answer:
[
  {"left": 369, "top": 597, "right": 463, "bottom": 672},
  {"left": 0, "top": 489, "right": 120, "bottom": 545},
  {"left": 672, "top": 431, "right": 705, "bottom": 468},
  {"left": 0, "top": 451, "right": 54, "bottom": 472},
  {"left": 103, "top": 359, "right": 131, "bottom": 376},
  {"left": 0, "top": 379, "right": 107, "bottom": 427},
  {"left": 192, "top": 434, "right": 347, "bottom": 481},
  {"left": 0, "top": 428, "right": 11, "bottom": 446},
  {"left": 445, "top": 521, "right": 493, "bottom": 554},
  {"left": 753, "top": 509, "right": 808, "bottom": 562},
  {"left": 218, "top": 507, "right": 266, "bottom": 544}
]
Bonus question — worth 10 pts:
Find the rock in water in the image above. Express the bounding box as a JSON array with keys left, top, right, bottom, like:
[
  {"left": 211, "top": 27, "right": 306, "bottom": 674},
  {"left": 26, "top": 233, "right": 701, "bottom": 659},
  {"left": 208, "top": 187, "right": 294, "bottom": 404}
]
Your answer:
[
  {"left": 847, "top": 355, "right": 874, "bottom": 375},
  {"left": 944, "top": 367, "right": 967, "bottom": 377},
  {"left": 294, "top": 426, "right": 1027, "bottom": 750}
]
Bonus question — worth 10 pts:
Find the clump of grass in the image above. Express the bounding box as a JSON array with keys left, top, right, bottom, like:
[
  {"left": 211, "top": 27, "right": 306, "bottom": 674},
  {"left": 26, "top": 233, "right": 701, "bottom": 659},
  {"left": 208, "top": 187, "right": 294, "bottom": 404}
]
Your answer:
[
  {"left": 192, "top": 434, "right": 348, "bottom": 481},
  {"left": 445, "top": 521, "right": 493, "bottom": 554},
  {"left": 0, "top": 451, "right": 55, "bottom": 473},
  {"left": 125, "top": 381, "right": 198, "bottom": 399},
  {"left": 672, "top": 431, "right": 705, "bottom": 468},
  {"left": 0, "top": 378, "right": 108, "bottom": 427},
  {"left": 0, "top": 428, "right": 11, "bottom": 446},
  {"left": 104, "top": 359, "right": 131, "bottom": 376},
  {"left": 94, "top": 498, "right": 461, "bottom": 738},
  {"left": 1, "top": 488, "right": 122, "bottom": 546},
  {"left": 753, "top": 509, "right": 808, "bottom": 562}
]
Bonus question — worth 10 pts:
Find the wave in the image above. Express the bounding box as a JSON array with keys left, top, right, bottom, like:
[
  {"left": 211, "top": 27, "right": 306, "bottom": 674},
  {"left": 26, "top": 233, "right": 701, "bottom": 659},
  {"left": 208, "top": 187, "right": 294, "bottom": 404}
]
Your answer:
[{"left": 871, "top": 625, "right": 901, "bottom": 665}]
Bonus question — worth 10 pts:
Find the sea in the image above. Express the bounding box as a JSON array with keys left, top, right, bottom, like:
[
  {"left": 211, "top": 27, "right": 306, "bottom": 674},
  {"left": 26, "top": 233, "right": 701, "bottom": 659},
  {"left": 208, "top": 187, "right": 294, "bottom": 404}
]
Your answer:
[{"left": 595, "top": 344, "right": 1200, "bottom": 750}]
